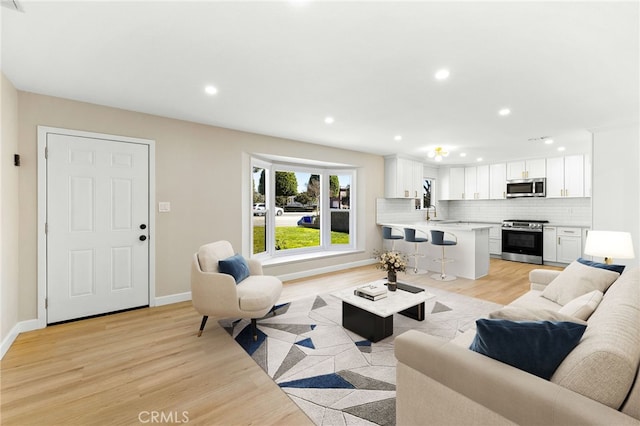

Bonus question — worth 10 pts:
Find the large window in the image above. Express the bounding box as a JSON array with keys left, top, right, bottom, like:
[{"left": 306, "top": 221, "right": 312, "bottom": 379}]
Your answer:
[{"left": 251, "top": 157, "right": 355, "bottom": 258}]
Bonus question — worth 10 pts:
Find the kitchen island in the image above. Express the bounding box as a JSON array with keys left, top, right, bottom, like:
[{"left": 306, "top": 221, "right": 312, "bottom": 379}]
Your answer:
[{"left": 379, "top": 221, "right": 492, "bottom": 280}]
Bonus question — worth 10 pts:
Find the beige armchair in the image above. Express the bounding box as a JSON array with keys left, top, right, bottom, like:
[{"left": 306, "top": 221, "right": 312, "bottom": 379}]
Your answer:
[{"left": 190, "top": 241, "right": 282, "bottom": 340}]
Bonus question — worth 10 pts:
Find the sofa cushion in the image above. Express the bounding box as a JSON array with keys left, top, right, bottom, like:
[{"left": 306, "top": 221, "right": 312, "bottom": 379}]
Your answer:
[
  {"left": 489, "top": 307, "right": 587, "bottom": 325},
  {"left": 551, "top": 267, "right": 640, "bottom": 410},
  {"left": 470, "top": 319, "right": 587, "bottom": 380},
  {"left": 557, "top": 290, "right": 603, "bottom": 320},
  {"left": 542, "top": 260, "right": 620, "bottom": 305},
  {"left": 509, "top": 290, "right": 563, "bottom": 311},
  {"left": 218, "top": 254, "right": 250, "bottom": 284}
]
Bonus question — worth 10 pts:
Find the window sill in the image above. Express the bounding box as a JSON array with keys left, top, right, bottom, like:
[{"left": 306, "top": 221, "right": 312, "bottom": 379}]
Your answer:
[{"left": 258, "top": 249, "right": 364, "bottom": 267}]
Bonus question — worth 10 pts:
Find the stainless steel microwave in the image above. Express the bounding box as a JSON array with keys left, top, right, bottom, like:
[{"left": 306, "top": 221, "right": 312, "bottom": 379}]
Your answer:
[{"left": 506, "top": 178, "right": 546, "bottom": 198}]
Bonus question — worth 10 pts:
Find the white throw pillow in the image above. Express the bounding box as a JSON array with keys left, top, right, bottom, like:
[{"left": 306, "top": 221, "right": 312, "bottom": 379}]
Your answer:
[
  {"left": 489, "top": 307, "right": 587, "bottom": 325},
  {"left": 557, "top": 290, "right": 603, "bottom": 320},
  {"left": 541, "top": 260, "right": 620, "bottom": 305}
]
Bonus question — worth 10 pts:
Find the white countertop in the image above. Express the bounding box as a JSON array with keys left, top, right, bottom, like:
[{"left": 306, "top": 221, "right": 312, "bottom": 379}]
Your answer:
[{"left": 379, "top": 220, "right": 494, "bottom": 232}]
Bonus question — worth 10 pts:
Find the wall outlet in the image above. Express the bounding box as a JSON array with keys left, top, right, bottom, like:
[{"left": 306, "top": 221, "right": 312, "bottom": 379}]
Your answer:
[{"left": 158, "top": 202, "right": 171, "bottom": 213}]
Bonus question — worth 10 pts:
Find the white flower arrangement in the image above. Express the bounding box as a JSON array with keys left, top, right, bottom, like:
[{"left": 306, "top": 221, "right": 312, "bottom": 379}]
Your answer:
[{"left": 374, "top": 250, "right": 407, "bottom": 273}]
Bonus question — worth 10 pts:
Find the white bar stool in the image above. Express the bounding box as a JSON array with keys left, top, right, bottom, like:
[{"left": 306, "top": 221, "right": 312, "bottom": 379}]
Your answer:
[
  {"left": 404, "top": 228, "right": 428, "bottom": 274},
  {"left": 430, "top": 230, "right": 457, "bottom": 281},
  {"left": 382, "top": 226, "right": 404, "bottom": 251}
]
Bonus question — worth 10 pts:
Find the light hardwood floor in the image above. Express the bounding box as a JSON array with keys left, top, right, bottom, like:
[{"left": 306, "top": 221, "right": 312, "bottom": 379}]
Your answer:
[{"left": 1, "top": 259, "right": 561, "bottom": 425}]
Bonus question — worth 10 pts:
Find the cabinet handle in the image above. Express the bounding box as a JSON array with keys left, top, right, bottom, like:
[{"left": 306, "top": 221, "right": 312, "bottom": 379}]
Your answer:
[
  {"left": 565, "top": 189, "right": 569, "bottom": 197},
  {"left": 503, "top": 191, "right": 506, "bottom": 199},
  {"left": 564, "top": 230, "right": 576, "bottom": 234},
  {"left": 558, "top": 237, "right": 561, "bottom": 245}
]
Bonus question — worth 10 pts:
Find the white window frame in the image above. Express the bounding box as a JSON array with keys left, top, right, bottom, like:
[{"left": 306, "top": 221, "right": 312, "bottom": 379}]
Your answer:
[{"left": 249, "top": 156, "right": 357, "bottom": 262}]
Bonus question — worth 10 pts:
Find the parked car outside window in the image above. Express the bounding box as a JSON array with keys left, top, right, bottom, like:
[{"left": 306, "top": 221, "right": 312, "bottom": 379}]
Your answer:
[{"left": 253, "top": 203, "right": 283, "bottom": 216}]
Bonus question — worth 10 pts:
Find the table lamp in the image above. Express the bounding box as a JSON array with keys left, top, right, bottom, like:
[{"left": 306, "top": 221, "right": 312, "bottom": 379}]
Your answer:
[{"left": 584, "top": 230, "right": 635, "bottom": 264}]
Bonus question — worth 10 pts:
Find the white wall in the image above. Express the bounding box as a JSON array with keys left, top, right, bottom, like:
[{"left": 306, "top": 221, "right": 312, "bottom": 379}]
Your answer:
[
  {"left": 592, "top": 124, "right": 640, "bottom": 267},
  {"left": 1, "top": 72, "right": 20, "bottom": 356}
]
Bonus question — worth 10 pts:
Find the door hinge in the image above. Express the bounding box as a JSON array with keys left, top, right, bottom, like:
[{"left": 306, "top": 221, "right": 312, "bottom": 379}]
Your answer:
[
  {"left": 45, "top": 146, "right": 48, "bottom": 159},
  {"left": 45, "top": 223, "right": 48, "bottom": 234},
  {"left": 45, "top": 298, "right": 48, "bottom": 309}
]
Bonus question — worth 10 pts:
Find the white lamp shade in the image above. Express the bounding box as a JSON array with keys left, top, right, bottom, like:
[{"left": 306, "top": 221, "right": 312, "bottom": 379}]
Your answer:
[{"left": 584, "top": 231, "right": 635, "bottom": 260}]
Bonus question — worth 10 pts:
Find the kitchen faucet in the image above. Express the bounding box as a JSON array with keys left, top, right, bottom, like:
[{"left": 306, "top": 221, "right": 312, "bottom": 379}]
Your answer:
[{"left": 426, "top": 204, "right": 437, "bottom": 221}]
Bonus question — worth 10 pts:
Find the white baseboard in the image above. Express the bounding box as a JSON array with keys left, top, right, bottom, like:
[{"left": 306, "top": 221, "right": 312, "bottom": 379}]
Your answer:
[
  {"left": 277, "top": 258, "right": 377, "bottom": 282},
  {"left": 1, "top": 318, "right": 43, "bottom": 359},
  {"left": 155, "top": 291, "right": 192, "bottom": 306}
]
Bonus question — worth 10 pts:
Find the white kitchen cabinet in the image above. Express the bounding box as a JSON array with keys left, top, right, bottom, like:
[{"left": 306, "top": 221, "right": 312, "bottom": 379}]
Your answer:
[
  {"left": 506, "top": 158, "right": 546, "bottom": 180},
  {"left": 384, "top": 156, "right": 423, "bottom": 198},
  {"left": 557, "top": 227, "right": 582, "bottom": 263},
  {"left": 449, "top": 167, "right": 465, "bottom": 200},
  {"left": 546, "top": 155, "right": 585, "bottom": 198},
  {"left": 543, "top": 226, "right": 557, "bottom": 262},
  {"left": 489, "top": 163, "right": 507, "bottom": 199},
  {"left": 489, "top": 225, "right": 502, "bottom": 255},
  {"left": 464, "top": 165, "right": 489, "bottom": 200},
  {"left": 544, "top": 226, "right": 582, "bottom": 264},
  {"left": 584, "top": 154, "right": 592, "bottom": 197}
]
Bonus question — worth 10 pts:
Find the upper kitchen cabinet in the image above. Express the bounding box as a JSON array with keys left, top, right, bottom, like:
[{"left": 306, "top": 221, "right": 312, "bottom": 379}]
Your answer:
[
  {"left": 546, "top": 155, "right": 585, "bottom": 198},
  {"left": 506, "top": 158, "right": 546, "bottom": 179},
  {"left": 489, "top": 163, "right": 507, "bottom": 199},
  {"left": 464, "top": 165, "right": 489, "bottom": 200},
  {"left": 449, "top": 167, "right": 466, "bottom": 200},
  {"left": 384, "top": 156, "right": 423, "bottom": 198},
  {"left": 438, "top": 167, "right": 465, "bottom": 200},
  {"left": 584, "top": 154, "right": 592, "bottom": 197}
]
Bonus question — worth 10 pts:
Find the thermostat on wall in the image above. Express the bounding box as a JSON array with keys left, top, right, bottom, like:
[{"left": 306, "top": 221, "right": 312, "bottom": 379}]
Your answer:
[{"left": 158, "top": 202, "right": 171, "bottom": 213}]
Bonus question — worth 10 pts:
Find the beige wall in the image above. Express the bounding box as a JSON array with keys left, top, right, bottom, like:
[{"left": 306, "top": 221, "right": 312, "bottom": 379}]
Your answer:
[
  {"left": 1, "top": 73, "right": 20, "bottom": 342},
  {"left": 17, "top": 92, "right": 385, "bottom": 321}
]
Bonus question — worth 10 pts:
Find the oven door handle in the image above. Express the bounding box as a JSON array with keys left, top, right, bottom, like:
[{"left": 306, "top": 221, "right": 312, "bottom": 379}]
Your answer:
[{"left": 501, "top": 228, "right": 543, "bottom": 233}]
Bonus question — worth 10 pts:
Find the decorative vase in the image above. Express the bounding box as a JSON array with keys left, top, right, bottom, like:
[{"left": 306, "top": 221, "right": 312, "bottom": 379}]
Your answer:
[{"left": 387, "top": 270, "right": 397, "bottom": 292}]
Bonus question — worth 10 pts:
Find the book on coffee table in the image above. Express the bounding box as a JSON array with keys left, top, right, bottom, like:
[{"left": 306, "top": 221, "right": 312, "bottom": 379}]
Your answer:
[
  {"left": 354, "top": 283, "right": 387, "bottom": 301},
  {"left": 354, "top": 290, "right": 387, "bottom": 301}
]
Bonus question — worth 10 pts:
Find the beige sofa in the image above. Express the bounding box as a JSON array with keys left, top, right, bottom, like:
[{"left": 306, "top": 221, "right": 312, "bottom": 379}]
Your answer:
[{"left": 395, "top": 265, "right": 640, "bottom": 425}]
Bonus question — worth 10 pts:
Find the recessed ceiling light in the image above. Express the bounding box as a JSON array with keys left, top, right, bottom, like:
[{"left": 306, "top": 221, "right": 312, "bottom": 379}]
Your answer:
[
  {"left": 459, "top": 153, "right": 467, "bottom": 157},
  {"left": 324, "top": 116, "right": 334, "bottom": 124},
  {"left": 558, "top": 146, "right": 566, "bottom": 152},
  {"left": 545, "top": 139, "right": 554, "bottom": 145},
  {"left": 477, "top": 157, "right": 483, "bottom": 162},
  {"left": 394, "top": 135, "right": 402, "bottom": 141},
  {"left": 204, "top": 85, "right": 218, "bottom": 95},
  {"left": 498, "top": 108, "right": 511, "bottom": 116},
  {"left": 435, "top": 69, "right": 450, "bottom": 80}
]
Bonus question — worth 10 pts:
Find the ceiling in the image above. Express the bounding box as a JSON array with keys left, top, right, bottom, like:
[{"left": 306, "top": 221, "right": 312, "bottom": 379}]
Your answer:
[{"left": 2, "top": 1, "right": 638, "bottom": 165}]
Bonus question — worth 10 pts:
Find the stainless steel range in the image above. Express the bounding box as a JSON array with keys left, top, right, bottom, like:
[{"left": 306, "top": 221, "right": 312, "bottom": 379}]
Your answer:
[{"left": 501, "top": 219, "right": 549, "bottom": 265}]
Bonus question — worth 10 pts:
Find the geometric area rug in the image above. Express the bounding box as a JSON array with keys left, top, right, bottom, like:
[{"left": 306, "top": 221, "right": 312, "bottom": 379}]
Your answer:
[{"left": 219, "top": 285, "right": 502, "bottom": 426}]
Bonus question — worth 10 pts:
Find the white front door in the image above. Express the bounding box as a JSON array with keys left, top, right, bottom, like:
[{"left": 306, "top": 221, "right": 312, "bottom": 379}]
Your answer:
[{"left": 46, "top": 132, "right": 150, "bottom": 323}]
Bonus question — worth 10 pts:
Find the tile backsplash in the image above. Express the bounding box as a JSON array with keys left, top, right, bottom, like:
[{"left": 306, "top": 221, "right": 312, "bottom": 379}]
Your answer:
[{"left": 377, "top": 197, "right": 591, "bottom": 226}]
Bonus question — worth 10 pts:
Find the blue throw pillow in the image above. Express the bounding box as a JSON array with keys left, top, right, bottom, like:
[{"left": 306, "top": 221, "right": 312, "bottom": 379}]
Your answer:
[
  {"left": 218, "top": 254, "right": 250, "bottom": 284},
  {"left": 469, "top": 319, "right": 587, "bottom": 380},
  {"left": 577, "top": 257, "right": 625, "bottom": 274}
]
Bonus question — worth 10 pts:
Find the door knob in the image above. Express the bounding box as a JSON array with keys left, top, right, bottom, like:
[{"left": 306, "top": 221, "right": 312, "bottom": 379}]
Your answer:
[
  {"left": 140, "top": 224, "right": 147, "bottom": 230},
  {"left": 139, "top": 235, "right": 147, "bottom": 241}
]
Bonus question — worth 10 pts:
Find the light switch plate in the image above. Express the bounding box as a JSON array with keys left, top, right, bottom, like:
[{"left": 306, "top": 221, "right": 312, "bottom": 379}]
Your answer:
[{"left": 158, "top": 202, "right": 171, "bottom": 213}]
